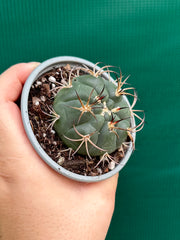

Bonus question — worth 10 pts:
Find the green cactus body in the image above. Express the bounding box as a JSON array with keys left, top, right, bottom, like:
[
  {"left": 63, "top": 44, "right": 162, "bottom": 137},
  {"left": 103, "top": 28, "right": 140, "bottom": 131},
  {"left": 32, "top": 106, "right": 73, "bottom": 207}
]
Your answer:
[{"left": 53, "top": 74, "right": 131, "bottom": 157}]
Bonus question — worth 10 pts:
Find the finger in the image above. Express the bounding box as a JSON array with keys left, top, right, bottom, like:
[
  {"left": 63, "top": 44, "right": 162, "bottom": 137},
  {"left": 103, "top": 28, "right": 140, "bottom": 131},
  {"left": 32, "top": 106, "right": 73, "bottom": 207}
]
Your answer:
[
  {"left": 97, "top": 173, "right": 119, "bottom": 197},
  {"left": 0, "top": 62, "right": 40, "bottom": 102},
  {"left": 72, "top": 173, "right": 119, "bottom": 199}
]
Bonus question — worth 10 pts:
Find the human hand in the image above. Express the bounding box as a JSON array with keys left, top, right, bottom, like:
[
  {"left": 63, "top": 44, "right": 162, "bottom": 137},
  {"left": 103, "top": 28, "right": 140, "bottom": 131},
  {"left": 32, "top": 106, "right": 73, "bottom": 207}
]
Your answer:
[{"left": 0, "top": 63, "right": 118, "bottom": 240}]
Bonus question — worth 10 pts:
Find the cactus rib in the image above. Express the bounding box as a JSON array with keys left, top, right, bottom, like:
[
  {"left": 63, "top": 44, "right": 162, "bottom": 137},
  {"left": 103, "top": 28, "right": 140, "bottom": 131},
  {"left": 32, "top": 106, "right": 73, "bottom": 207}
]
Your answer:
[{"left": 63, "top": 125, "right": 106, "bottom": 159}]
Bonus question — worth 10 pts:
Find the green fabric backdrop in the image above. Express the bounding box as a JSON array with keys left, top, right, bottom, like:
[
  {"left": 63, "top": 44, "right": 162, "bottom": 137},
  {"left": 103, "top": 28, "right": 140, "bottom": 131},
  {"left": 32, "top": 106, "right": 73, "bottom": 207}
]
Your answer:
[{"left": 0, "top": 0, "right": 180, "bottom": 239}]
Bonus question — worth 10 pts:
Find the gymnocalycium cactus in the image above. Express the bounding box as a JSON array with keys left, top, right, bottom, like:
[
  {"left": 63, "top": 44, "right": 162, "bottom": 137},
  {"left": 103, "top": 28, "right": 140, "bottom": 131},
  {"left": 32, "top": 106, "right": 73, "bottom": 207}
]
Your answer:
[{"left": 51, "top": 64, "right": 144, "bottom": 161}]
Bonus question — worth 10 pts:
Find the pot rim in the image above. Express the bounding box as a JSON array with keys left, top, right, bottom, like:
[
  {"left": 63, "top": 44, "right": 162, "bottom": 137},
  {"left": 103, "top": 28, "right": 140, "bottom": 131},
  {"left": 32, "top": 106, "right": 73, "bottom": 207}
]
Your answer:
[{"left": 21, "top": 56, "right": 136, "bottom": 182}]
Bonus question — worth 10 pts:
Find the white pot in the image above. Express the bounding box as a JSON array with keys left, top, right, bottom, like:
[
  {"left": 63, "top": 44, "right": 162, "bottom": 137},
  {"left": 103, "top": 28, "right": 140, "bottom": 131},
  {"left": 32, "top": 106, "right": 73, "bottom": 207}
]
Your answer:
[{"left": 21, "top": 56, "right": 136, "bottom": 182}]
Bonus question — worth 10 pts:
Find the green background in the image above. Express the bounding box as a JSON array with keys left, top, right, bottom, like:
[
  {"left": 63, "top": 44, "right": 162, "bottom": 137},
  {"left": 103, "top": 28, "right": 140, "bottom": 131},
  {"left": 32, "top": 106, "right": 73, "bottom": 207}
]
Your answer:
[{"left": 0, "top": 0, "right": 180, "bottom": 239}]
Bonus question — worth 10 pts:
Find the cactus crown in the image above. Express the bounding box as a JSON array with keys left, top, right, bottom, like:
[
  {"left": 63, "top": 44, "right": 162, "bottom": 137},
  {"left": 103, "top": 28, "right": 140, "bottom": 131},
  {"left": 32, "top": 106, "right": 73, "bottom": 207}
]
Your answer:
[{"left": 51, "top": 64, "right": 144, "bottom": 161}]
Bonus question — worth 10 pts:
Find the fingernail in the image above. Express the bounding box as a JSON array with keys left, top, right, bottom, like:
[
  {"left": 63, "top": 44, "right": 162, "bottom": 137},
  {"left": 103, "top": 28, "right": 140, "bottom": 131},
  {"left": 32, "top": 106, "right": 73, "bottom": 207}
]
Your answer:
[{"left": 28, "top": 62, "right": 41, "bottom": 69}]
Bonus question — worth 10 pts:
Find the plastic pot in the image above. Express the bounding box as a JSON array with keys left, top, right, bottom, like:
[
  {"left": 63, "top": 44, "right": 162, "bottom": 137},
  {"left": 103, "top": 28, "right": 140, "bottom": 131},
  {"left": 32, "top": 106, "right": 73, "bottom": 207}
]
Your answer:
[{"left": 21, "top": 56, "right": 136, "bottom": 182}]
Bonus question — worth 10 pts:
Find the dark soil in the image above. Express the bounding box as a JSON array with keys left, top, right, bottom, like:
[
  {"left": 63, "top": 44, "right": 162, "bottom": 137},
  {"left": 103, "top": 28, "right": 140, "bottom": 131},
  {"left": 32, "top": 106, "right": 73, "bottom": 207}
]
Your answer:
[{"left": 28, "top": 64, "right": 129, "bottom": 176}]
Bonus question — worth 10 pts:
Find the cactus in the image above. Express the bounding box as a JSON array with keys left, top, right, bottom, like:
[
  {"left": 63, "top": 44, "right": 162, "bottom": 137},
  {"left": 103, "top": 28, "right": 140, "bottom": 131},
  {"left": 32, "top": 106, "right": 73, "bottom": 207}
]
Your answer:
[{"left": 51, "top": 64, "right": 144, "bottom": 160}]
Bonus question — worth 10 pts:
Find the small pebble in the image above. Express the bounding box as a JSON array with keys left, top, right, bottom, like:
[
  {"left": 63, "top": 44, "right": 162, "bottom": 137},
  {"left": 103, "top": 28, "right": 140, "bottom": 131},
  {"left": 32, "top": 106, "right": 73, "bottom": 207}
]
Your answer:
[
  {"left": 97, "top": 168, "right": 102, "bottom": 174},
  {"left": 51, "top": 83, "right": 56, "bottom": 88},
  {"left": 41, "top": 77, "right": 46, "bottom": 82},
  {"left": 108, "top": 161, "right": 116, "bottom": 170},
  {"left": 32, "top": 97, "right": 40, "bottom": 106},
  {"left": 57, "top": 157, "right": 65, "bottom": 165},
  {"left": 40, "top": 96, "right": 46, "bottom": 102},
  {"left": 36, "top": 81, "right": 42, "bottom": 86},
  {"left": 56, "top": 72, "right": 59, "bottom": 75},
  {"left": 42, "top": 133, "right": 46, "bottom": 138},
  {"left": 48, "top": 76, "right": 56, "bottom": 83},
  {"left": 51, "top": 129, "right": 55, "bottom": 134}
]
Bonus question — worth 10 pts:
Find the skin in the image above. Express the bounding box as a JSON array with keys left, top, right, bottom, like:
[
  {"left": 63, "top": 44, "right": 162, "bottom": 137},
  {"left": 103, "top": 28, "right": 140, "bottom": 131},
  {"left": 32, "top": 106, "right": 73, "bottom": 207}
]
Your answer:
[{"left": 0, "top": 63, "right": 118, "bottom": 240}]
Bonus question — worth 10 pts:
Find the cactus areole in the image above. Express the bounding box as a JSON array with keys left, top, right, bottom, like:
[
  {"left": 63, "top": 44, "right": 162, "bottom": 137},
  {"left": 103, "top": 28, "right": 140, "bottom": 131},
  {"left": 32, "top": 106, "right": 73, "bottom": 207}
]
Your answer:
[{"left": 53, "top": 74, "right": 131, "bottom": 158}]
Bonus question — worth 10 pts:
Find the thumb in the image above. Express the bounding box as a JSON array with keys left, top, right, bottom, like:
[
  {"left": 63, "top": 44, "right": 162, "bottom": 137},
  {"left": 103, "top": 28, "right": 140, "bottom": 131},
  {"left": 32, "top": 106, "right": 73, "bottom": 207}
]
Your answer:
[
  {"left": 0, "top": 62, "right": 40, "bottom": 102},
  {"left": 0, "top": 62, "right": 40, "bottom": 154}
]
